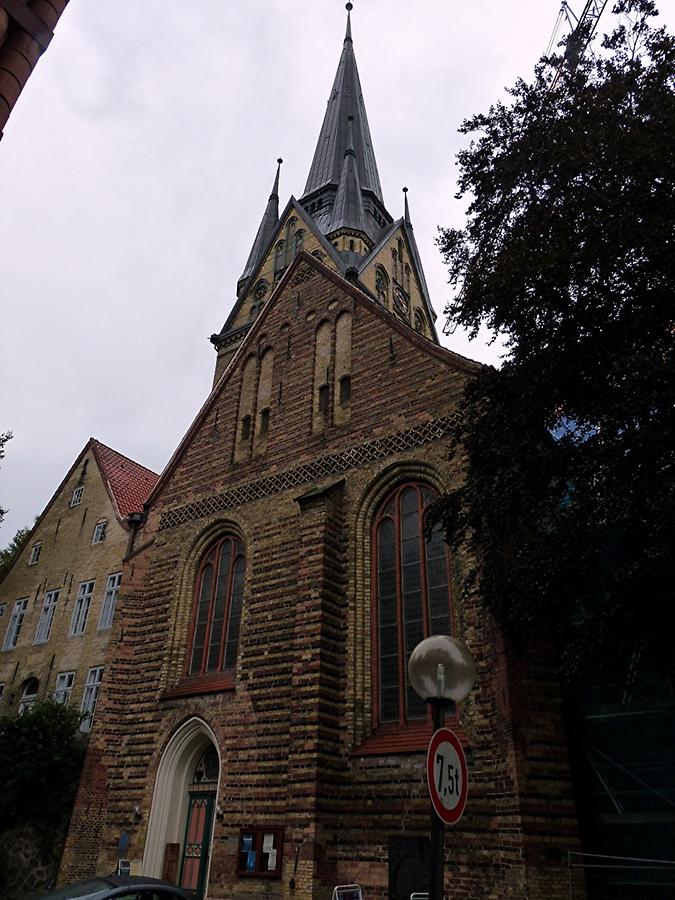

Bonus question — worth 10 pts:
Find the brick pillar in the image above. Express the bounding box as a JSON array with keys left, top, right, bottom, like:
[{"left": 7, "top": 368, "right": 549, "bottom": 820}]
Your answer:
[
  {"left": 286, "top": 480, "right": 347, "bottom": 900},
  {"left": 0, "top": 0, "right": 70, "bottom": 138}
]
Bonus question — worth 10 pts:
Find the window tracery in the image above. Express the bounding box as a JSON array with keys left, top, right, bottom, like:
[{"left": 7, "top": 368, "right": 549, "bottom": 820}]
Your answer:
[
  {"left": 414, "top": 309, "right": 427, "bottom": 335},
  {"left": 375, "top": 266, "right": 389, "bottom": 305},
  {"left": 187, "top": 536, "right": 246, "bottom": 677},
  {"left": 373, "top": 483, "right": 452, "bottom": 727},
  {"left": 393, "top": 286, "right": 409, "bottom": 321}
]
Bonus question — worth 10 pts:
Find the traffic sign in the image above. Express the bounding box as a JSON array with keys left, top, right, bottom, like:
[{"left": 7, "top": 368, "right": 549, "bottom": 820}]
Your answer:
[{"left": 426, "top": 727, "right": 468, "bottom": 825}]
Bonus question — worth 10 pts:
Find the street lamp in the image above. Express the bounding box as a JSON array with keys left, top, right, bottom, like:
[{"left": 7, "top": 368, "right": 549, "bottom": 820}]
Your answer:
[{"left": 408, "top": 635, "right": 477, "bottom": 900}]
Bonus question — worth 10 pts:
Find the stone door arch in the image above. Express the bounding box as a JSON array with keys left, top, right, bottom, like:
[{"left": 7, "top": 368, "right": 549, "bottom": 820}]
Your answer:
[{"left": 143, "top": 717, "right": 220, "bottom": 898}]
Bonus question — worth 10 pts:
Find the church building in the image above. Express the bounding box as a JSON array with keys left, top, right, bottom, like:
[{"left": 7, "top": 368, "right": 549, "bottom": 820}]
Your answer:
[{"left": 60, "top": 8, "right": 579, "bottom": 899}]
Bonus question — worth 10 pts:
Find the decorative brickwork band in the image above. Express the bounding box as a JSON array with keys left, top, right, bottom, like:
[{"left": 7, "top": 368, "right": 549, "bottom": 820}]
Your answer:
[{"left": 159, "top": 415, "right": 458, "bottom": 530}]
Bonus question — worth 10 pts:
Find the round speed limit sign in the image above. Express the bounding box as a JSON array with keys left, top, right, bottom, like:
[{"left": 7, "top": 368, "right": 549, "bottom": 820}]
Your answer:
[{"left": 426, "top": 727, "right": 469, "bottom": 825}]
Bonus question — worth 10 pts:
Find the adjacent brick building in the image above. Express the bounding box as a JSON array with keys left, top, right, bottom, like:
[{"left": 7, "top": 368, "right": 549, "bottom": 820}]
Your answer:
[
  {"left": 60, "top": 10, "right": 580, "bottom": 899},
  {"left": 0, "top": 0, "right": 70, "bottom": 140},
  {"left": 0, "top": 438, "right": 157, "bottom": 723}
]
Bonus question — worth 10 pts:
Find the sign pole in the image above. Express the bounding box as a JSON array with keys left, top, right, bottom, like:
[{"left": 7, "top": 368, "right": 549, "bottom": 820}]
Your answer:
[{"left": 429, "top": 701, "right": 445, "bottom": 900}]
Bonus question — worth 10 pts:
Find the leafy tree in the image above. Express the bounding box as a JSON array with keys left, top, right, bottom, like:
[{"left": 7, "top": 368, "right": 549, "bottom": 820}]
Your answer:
[
  {"left": 0, "top": 431, "right": 11, "bottom": 528},
  {"left": 0, "top": 525, "right": 31, "bottom": 582},
  {"left": 0, "top": 701, "right": 86, "bottom": 846},
  {"left": 434, "top": 0, "right": 675, "bottom": 682}
]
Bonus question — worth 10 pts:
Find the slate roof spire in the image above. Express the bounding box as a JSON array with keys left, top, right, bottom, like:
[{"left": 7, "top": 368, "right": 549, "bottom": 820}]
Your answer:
[
  {"left": 301, "top": 3, "right": 384, "bottom": 207},
  {"left": 328, "top": 116, "right": 366, "bottom": 236},
  {"left": 403, "top": 186, "right": 412, "bottom": 228},
  {"left": 238, "top": 158, "right": 283, "bottom": 290}
]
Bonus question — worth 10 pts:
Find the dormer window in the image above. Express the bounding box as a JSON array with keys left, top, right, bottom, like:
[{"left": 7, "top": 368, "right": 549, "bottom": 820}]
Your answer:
[
  {"left": 92, "top": 521, "right": 107, "bottom": 545},
  {"left": 70, "top": 486, "right": 84, "bottom": 508},
  {"left": 274, "top": 241, "right": 286, "bottom": 271},
  {"left": 28, "top": 543, "right": 41, "bottom": 566}
]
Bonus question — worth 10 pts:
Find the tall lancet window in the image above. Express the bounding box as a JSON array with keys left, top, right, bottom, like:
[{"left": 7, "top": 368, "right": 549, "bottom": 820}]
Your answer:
[
  {"left": 188, "top": 536, "right": 246, "bottom": 677},
  {"left": 373, "top": 483, "right": 453, "bottom": 727}
]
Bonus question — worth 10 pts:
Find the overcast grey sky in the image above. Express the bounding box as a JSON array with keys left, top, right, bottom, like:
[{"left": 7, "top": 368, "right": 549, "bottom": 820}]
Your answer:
[{"left": 1, "top": 0, "right": 671, "bottom": 546}]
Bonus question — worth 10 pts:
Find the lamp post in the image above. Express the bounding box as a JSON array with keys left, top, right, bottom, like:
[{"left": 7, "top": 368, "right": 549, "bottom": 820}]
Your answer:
[{"left": 408, "top": 635, "right": 477, "bottom": 900}]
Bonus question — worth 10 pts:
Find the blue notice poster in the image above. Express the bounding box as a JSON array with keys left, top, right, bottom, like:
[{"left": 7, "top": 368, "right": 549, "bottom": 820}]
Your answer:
[
  {"left": 247, "top": 850, "right": 257, "bottom": 872},
  {"left": 242, "top": 834, "right": 253, "bottom": 852}
]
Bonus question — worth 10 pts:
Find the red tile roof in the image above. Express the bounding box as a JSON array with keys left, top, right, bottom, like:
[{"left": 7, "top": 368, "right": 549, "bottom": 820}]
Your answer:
[{"left": 91, "top": 440, "right": 159, "bottom": 520}]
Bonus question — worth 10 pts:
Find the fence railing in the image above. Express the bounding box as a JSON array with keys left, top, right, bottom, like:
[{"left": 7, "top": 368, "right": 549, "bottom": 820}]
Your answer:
[{"left": 568, "top": 851, "right": 675, "bottom": 899}]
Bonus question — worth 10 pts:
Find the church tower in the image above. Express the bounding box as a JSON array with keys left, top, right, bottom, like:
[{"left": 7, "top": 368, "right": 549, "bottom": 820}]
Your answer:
[{"left": 210, "top": 3, "right": 438, "bottom": 385}]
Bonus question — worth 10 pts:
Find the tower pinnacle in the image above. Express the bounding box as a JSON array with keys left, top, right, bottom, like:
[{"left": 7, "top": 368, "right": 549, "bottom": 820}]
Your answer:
[
  {"left": 403, "top": 186, "right": 412, "bottom": 228},
  {"left": 237, "top": 159, "right": 283, "bottom": 291},
  {"left": 345, "top": 3, "right": 353, "bottom": 43}
]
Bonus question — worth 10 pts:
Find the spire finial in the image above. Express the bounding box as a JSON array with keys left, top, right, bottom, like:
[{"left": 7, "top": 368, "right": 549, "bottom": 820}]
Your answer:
[
  {"left": 271, "top": 158, "right": 283, "bottom": 198},
  {"left": 403, "top": 186, "right": 412, "bottom": 227},
  {"left": 345, "top": 2, "right": 353, "bottom": 43}
]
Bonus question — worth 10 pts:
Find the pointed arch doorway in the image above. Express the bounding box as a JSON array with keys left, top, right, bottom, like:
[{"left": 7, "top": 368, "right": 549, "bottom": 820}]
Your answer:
[{"left": 143, "top": 718, "right": 220, "bottom": 900}]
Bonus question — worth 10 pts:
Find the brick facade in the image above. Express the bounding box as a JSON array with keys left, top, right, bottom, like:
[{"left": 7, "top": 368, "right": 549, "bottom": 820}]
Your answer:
[
  {"left": 0, "top": 442, "right": 138, "bottom": 719},
  {"left": 60, "top": 257, "right": 579, "bottom": 899}
]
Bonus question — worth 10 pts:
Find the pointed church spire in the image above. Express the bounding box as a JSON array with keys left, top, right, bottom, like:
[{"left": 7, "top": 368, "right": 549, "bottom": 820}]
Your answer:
[
  {"left": 403, "top": 186, "right": 412, "bottom": 228},
  {"left": 345, "top": 2, "right": 353, "bottom": 43},
  {"left": 238, "top": 158, "right": 283, "bottom": 290},
  {"left": 301, "top": 3, "right": 383, "bottom": 205},
  {"left": 328, "top": 116, "right": 366, "bottom": 235}
]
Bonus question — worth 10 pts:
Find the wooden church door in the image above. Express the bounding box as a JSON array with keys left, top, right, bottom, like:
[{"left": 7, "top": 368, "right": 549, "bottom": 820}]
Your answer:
[{"left": 178, "top": 746, "right": 219, "bottom": 898}]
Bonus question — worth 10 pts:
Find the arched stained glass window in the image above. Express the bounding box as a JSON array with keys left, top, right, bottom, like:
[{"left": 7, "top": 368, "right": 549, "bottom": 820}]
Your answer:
[
  {"left": 188, "top": 537, "right": 246, "bottom": 677},
  {"left": 373, "top": 483, "right": 452, "bottom": 726}
]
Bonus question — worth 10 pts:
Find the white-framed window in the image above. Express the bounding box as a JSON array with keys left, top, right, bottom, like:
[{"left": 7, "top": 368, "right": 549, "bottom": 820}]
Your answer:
[
  {"left": 98, "top": 572, "right": 122, "bottom": 630},
  {"left": 54, "top": 671, "right": 76, "bottom": 705},
  {"left": 69, "top": 581, "right": 95, "bottom": 636},
  {"left": 28, "top": 542, "right": 42, "bottom": 566},
  {"left": 34, "top": 590, "right": 59, "bottom": 644},
  {"left": 92, "top": 520, "right": 108, "bottom": 544},
  {"left": 80, "top": 666, "right": 103, "bottom": 732},
  {"left": 19, "top": 677, "right": 39, "bottom": 715},
  {"left": 70, "top": 486, "right": 84, "bottom": 508},
  {"left": 2, "top": 598, "right": 28, "bottom": 650}
]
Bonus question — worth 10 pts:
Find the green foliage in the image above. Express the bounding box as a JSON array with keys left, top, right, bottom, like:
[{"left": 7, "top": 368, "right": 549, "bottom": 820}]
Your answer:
[
  {"left": 0, "top": 701, "right": 86, "bottom": 844},
  {"left": 434, "top": 0, "right": 675, "bottom": 681},
  {"left": 0, "top": 525, "right": 31, "bottom": 582},
  {"left": 0, "top": 431, "right": 12, "bottom": 527}
]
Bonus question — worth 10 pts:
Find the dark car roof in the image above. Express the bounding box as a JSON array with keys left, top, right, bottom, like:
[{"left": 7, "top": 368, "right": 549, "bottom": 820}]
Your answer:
[{"left": 34, "top": 874, "right": 191, "bottom": 899}]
